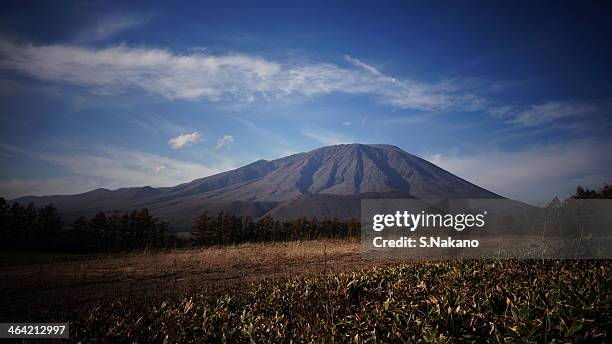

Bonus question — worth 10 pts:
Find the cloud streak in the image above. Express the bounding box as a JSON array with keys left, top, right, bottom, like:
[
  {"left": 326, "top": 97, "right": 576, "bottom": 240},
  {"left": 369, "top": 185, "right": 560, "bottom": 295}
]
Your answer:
[
  {"left": 488, "top": 101, "right": 605, "bottom": 126},
  {"left": 511, "top": 101, "right": 600, "bottom": 126},
  {"left": 344, "top": 55, "right": 382, "bottom": 76},
  {"left": 0, "top": 41, "right": 485, "bottom": 112}
]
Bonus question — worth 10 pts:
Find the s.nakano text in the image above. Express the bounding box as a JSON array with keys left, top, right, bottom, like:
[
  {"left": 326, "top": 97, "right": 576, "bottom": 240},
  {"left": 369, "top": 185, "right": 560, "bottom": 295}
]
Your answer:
[{"left": 372, "top": 236, "right": 480, "bottom": 248}]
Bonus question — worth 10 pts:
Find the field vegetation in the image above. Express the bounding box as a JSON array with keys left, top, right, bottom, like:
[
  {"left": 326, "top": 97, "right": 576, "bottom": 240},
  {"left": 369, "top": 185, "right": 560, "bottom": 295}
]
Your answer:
[
  {"left": 1, "top": 239, "right": 609, "bottom": 343},
  {"left": 71, "top": 259, "right": 610, "bottom": 343}
]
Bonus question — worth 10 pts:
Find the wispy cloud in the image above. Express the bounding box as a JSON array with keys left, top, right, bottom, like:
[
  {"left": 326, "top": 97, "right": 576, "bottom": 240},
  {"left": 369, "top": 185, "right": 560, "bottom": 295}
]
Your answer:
[
  {"left": 225, "top": 115, "right": 300, "bottom": 159},
  {"left": 344, "top": 55, "right": 382, "bottom": 76},
  {"left": 426, "top": 139, "right": 612, "bottom": 204},
  {"left": 301, "top": 129, "right": 354, "bottom": 146},
  {"left": 487, "top": 101, "right": 604, "bottom": 126},
  {"left": 168, "top": 132, "right": 202, "bottom": 149},
  {"left": 0, "top": 40, "right": 486, "bottom": 112},
  {"left": 511, "top": 101, "right": 600, "bottom": 126},
  {"left": 78, "top": 13, "right": 152, "bottom": 42},
  {"left": 215, "top": 135, "right": 234, "bottom": 149},
  {"left": 0, "top": 143, "right": 235, "bottom": 199},
  {"left": 486, "top": 105, "right": 515, "bottom": 119},
  {"left": 128, "top": 113, "right": 188, "bottom": 135},
  {"left": 380, "top": 112, "right": 440, "bottom": 125}
]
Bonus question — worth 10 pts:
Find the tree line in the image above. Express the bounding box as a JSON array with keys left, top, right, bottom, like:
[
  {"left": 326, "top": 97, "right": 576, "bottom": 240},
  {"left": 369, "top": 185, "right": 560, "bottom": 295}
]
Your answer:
[
  {"left": 0, "top": 198, "right": 171, "bottom": 251},
  {"left": 0, "top": 199, "right": 63, "bottom": 245},
  {"left": 0, "top": 197, "right": 360, "bottom": 251},
  {"left": 2, "top": 182, "right": 608, "bottom": 251},
  {"left": 191, "top": 212, "right": 360, "bottom": 246},
  {"left": 571, "top": 184, "right": 612, "bottom": 199},
  {"left": 73, "top": 209, "right": 170, "bottom": 251}
]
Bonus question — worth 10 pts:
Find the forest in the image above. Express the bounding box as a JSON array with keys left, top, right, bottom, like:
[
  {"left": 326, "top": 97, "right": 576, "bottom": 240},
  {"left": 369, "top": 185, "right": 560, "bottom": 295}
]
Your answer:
[
  {"left": 0, "top": 198, "right": 359, "bottom": 252},
  {"left": 0, "top": 183, "right": 608, "bottom": 253}
]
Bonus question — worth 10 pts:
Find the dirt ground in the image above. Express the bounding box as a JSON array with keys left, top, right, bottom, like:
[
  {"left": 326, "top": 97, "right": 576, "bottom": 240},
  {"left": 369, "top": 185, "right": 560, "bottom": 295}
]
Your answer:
[{"left": 0, "top": 240, "right": 396, "bottom": 320}]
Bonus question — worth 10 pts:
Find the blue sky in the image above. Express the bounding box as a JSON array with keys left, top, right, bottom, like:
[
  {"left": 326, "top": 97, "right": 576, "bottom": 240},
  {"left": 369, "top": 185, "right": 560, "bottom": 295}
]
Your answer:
[{"left": 0, "top": 1, "right": 611, "bottom": 204}]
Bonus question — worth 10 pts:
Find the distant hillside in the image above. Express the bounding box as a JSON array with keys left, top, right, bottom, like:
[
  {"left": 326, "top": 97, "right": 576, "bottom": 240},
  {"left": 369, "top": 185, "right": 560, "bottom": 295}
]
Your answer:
[{"left": 13, "top": 144, "right": 501, "bottom": 229}]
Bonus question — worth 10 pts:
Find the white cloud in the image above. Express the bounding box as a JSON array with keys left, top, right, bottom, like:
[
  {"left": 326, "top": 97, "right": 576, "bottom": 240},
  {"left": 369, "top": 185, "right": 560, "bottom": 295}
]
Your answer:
[
  {"left": 342, "top": 121, "right": 352, "bottom": 126},
  {"left": 301, "top": 129, "right": 354, "bottom": 146},
  {"left": 0, "top": 40, "right": 485, "bottom": 112},
  {"left": 426, "top": 139, "right": 612, "bottom": 204},
  {"left": 215, "top": 135, "right": 235, "bottom": 149},
  {"left": 168, "top": 132, "right": 202, "bottom": 149}
]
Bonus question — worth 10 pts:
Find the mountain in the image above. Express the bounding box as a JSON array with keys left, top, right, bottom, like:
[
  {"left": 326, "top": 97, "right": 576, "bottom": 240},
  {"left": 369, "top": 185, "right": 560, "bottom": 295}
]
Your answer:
[{"left": 12, "top": 144, "right": 501, "bottom": 229}]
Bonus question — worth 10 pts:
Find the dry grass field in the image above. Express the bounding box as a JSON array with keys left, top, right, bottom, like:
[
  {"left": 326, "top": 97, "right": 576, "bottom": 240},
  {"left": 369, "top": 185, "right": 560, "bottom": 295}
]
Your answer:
[
  {"left": 73, "top": 259, "right": 610, "bottom": 342},
  {"left": 1, "top": 240, "right": 610, "bottom": 342},
  {"left": 0, "top": 239, "right": 394, "bottom": 320}
]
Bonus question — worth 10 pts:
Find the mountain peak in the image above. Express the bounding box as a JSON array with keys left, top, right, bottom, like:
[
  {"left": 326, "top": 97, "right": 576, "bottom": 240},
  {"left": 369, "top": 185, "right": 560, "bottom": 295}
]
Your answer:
[{"left": 194, "top": 143, "right": 498, "bottom": 202}]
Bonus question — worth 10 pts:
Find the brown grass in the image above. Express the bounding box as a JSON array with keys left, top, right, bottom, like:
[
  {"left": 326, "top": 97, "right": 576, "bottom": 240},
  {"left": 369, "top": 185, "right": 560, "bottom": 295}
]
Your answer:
[{"left": 0, "top": 239, "right": 395, "bottom": 320}]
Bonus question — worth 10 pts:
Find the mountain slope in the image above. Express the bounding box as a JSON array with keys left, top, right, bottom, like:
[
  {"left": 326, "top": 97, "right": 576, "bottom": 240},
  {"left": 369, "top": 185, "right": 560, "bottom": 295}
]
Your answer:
[{"left": 11, "top": 144, "right": 501, "bottom": 228}]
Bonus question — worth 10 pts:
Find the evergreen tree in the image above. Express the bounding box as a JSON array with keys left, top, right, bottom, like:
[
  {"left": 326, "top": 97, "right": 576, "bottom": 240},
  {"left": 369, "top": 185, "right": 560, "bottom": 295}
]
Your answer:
[
  {"left": 119, "top": 213, "right": 131, "bottom": 249},
  {"left": 107, "top": 212, "right": 122, "bottom": 250},
  {"left": 222, "top": 212, "right": 233, "bottom": 244},
  {"left": 156, "top": 221, "right": 169, "bottom": 247},
  {"left": 135, "top": 208, "right": 154, "bottom": 248},
  {"left": 243, "top": 216, "right": 254, "bottom": 242},
  {"left": 9, "top": 202, "right": 26, "bottom": 239},
  {"left": 24, "top": 202, "right": 38, "bottom": 239},
  {"left": 90, "top": 212, "right": 108, "bottom": 250},
  {"left": 215, "top": 211, "right": 225, "bottom": 244},
  {"left": 73, "top": 216, "right": 89, "bottom": 231},
  {"left": 258, "top": 215, "right": 274, "bottom": 242},
  {"left": 291, "top": 217, "right": 306, "bottom": 240},
  {"left": 192, "top": 212, "right": 214, "bottom": 245},
  {"left": 37, "top": 204, "right": 62, "bottom": 238},
  {"left": 309, "top": 217, "right": 319, "bottom": 240},
  {"left": 0, "top": 198, "right": 9, "bottom": 239}
]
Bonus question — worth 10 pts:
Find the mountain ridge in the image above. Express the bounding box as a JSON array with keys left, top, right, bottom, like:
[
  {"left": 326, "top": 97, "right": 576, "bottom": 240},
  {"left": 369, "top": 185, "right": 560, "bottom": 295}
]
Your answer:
[{"left": 10, "top": 144, "right": 502, "bottom": 228}]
